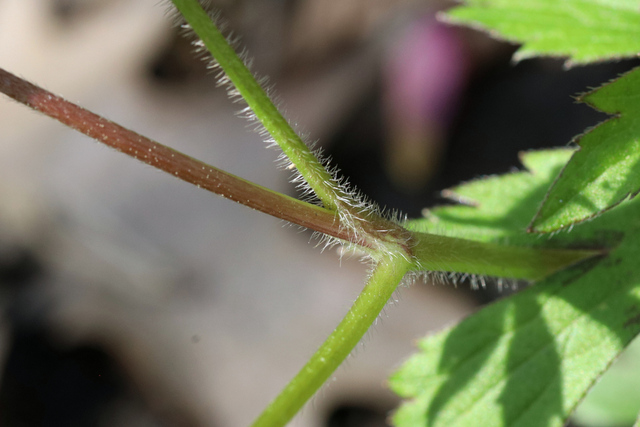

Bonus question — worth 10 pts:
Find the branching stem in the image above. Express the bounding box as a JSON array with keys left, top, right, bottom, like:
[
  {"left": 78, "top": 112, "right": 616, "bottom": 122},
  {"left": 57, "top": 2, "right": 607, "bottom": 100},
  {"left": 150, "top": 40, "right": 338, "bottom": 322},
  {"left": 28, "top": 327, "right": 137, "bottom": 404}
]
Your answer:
[
  {"left": 0, "top": 4, "right": 602, "bottom": 425},
  {"left": 0, "top": 67, "right": 599, "bottom": 278}
]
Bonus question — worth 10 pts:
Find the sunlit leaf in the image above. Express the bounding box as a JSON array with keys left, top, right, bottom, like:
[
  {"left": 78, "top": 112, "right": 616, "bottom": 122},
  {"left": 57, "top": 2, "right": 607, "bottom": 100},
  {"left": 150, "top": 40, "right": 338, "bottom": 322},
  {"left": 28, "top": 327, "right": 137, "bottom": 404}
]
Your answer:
[
  {"left": 531, "top": 67, "right": 640, "bottom": 232},
  {"left": 392, "top": 150, "right": 640, "bottom": 427},
  {"left": 442, "top": 0, "right": 640, "bottom": 66}
]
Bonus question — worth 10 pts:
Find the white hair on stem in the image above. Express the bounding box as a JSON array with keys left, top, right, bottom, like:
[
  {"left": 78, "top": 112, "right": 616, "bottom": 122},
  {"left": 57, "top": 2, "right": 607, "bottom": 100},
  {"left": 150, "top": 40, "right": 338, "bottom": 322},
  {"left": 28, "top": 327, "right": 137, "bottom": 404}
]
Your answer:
[{"left": 167, "top": 1, "right": 419, "bottom": 270}]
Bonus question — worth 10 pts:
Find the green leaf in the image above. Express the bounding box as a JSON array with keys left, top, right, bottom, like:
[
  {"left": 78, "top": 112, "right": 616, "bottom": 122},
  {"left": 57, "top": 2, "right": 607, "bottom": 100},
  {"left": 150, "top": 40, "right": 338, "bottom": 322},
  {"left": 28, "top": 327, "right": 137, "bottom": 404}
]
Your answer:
[
  {"left": 407, "top": 149, "right": 592, "bottom": 248},
  {"left": 530, "top": 67, "right": 640, "bottom": 233},
  {"left": 391, "top": 149, "right": 640, "bottom": 427},
  {"left": 442, "top": 0, "right": 640, "bottom": 66},
  {"left": 406, "top": 149, "right": 599, "bottom": 280}
]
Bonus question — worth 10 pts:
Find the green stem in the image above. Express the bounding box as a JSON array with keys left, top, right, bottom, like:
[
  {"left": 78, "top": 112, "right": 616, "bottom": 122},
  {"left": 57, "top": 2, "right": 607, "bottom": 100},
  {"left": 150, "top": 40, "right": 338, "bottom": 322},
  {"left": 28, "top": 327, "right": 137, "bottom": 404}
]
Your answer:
[
  {"left": 170, "top": 0, "right": 342, "bottom": 211},
  {"left": 250, "top": 256, "right": 412, "bottom": 427},
  {"left": 410, "top": 232, "right": 601, "bottom": 280}
]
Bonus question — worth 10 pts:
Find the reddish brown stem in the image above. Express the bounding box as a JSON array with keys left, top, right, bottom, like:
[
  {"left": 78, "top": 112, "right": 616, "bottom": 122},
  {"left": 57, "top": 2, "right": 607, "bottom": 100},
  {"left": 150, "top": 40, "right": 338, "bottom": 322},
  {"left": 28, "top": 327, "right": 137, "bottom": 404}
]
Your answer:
[{"left": 0, "top": 67, "right": 363, "bottom": 245}]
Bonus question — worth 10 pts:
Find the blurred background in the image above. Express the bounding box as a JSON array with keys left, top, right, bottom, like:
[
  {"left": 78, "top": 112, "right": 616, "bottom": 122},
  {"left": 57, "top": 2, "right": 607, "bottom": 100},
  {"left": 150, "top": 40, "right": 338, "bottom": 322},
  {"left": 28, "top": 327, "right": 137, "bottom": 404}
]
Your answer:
[{"left": 0, "top": 0, "right": 638, "bottom": 426}]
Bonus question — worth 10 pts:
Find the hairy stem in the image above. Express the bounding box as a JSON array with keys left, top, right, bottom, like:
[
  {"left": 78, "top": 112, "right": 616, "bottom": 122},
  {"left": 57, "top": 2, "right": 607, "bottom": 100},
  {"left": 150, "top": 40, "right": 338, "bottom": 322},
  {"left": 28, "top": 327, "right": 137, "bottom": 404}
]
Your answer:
[
  {"left": 0, "top": 64, "right": 602, "bottom": 427},
  {"left": 0, "top": 67, "right": 355, "bottom": 243},
  {"left": 410, "top": 232, "right": 601, "bottom": 280},
  {"left": 0, "top": 67, "right": 599, "bottom": 275},
  {"left": 251, "top": 256, "right": 412, "bottom": 427},
  {"left": 170, "top": 0, "right": 344, "bottom": 211}
]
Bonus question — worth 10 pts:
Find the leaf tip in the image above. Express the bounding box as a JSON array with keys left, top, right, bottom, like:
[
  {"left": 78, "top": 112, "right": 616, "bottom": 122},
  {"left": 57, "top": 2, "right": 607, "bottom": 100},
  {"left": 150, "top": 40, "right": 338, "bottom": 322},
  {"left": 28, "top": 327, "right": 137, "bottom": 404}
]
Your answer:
[{"left": 441, "top": 188, "right": 479, "bottom": 207}]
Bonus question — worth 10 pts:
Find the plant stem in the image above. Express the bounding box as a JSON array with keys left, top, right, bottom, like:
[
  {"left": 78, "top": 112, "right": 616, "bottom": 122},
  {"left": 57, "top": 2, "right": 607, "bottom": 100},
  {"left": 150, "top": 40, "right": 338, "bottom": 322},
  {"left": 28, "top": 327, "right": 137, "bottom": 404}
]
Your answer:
[
  {"left": 251, "top": 256, "right": 412, "bottom": 427},
  {"left": 0, "top": 66, "right": 598, "bottom": 279},
  {"left": 170, "top": 0, "right": 345, "bottom": 211},
  {"left": 410, "top": 232, "right": 601, "bottom": 280},
  {"left": 0, "top": 67, "right": 356, "bottom": 244}
]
